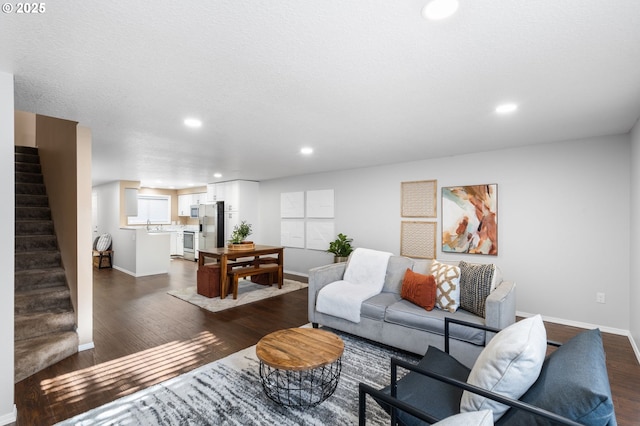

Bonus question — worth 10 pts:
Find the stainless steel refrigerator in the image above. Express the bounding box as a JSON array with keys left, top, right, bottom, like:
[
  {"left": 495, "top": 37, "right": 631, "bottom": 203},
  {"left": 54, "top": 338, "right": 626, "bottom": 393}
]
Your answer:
[{"left": 198, "top": 202, "right": 225, "bottom": 251}]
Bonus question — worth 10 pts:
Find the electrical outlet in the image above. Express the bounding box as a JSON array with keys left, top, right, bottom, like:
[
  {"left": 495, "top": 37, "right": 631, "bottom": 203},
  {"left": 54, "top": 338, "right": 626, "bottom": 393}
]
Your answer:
[{"left": 596, "top": 292, "right": 606, "bottom": 304}]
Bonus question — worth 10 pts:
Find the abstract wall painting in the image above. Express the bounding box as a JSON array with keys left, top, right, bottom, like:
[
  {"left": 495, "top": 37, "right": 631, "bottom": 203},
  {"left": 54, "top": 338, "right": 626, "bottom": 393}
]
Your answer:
[{"left": 442, "top": 184, "right": 498, "bottom": 255}]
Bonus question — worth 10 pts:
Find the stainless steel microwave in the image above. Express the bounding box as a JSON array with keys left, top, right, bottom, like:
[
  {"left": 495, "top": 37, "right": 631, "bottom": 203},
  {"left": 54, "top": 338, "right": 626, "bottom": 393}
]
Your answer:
[{"left": 190, "top": 205, "right": 199, "bottom": 218}]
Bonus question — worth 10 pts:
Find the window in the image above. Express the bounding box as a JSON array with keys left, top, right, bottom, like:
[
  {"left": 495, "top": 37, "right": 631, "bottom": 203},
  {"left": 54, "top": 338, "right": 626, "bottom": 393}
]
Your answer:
[{"left": 128, "top": 194, "right": 171, "bottom": 225}]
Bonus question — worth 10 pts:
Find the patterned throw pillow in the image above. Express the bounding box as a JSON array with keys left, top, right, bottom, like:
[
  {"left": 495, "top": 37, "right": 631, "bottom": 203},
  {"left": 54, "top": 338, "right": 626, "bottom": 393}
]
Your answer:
[
  {"left": 401, "top": 269, "right": 437, "bottom": 311},
  {"left": 459, "top": 261, "right": 495, "bottom": 318},
  {"left": 96, "top": 233, "right": 112, "bottom": 252},
  {"left": 430, "top": 260, "right": 461, "bottom": 312}
]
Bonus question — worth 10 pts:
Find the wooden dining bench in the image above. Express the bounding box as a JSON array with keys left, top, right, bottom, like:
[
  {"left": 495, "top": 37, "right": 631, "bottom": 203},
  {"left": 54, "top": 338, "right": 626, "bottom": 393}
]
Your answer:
[{"left": 223, "top": 263, "right": 282, "bottom": 300}]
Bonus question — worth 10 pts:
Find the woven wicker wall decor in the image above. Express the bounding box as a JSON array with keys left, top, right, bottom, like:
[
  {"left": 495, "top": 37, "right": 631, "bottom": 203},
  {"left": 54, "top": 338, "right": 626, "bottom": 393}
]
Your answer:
[
  {"left": 400, "top": 221, "right": 436, "bottom": 259},
  {"left": 401, "top": 180, "right": 437, "bottom": 218}
]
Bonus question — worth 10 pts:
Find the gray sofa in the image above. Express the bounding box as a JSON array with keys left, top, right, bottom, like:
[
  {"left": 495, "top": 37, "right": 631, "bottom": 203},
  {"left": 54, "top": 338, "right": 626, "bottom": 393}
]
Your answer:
[{"left": 308, "top": 255, "right": 516, "bottom": 367}]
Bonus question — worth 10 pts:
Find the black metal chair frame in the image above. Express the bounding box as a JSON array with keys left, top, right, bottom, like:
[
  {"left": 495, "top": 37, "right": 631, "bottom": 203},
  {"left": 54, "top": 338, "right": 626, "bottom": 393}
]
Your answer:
[{"left": 358, "top": 317, "right": 583, "bottom": 426}]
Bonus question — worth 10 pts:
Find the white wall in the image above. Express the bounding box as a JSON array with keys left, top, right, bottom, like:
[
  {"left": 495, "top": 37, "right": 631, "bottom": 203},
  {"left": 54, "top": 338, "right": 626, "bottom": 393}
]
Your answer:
[
  {"left": 260, "top": 134, "right": 631, "bottom": 331},
  {"left": 93, "top": 182, "right": 137, "bottom": 274},
  {"left": 0, "top": 71, "right": 16, "bottom": 422},
  {"left": 76, "top": 126, "right": 94, "bottom": 348},
  {"left": 630, "top": 118, "right": 640, "bottom": 357}
]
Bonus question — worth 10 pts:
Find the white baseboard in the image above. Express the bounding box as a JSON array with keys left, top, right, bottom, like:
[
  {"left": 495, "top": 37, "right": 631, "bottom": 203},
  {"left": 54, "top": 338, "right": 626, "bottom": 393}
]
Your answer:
[
  {"left": 517, "top": 311, "right": 629, "bottom": 335},
  {"left": 78, "top": 341, "right": 95, "bottom": 351},
  {"left": 113, "top": 265, "right": 169, "bottom": 278},
  {"left": 630, "top": 333, "right": 640, "bottom": 364},
  {"left": 517, "top": 311, "right": 640, "bottom": 365},
  {"left": 113, "top": 265, "right": 136, "bottom": 276},
  {"left": 284, "top": 269, "right": 308, "bottom": 278},
  {"left": 0, "top": 404, "right": 17, "bottom": 425}
]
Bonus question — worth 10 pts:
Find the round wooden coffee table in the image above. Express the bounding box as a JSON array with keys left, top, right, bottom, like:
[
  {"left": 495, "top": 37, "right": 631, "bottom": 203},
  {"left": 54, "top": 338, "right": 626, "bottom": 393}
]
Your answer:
[{"left": 256, "top": 328, "right": 345, "bottom": 407}]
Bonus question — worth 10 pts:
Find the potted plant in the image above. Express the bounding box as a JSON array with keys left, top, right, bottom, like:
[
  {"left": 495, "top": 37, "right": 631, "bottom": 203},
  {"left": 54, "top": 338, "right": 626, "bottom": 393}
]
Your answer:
[
  {"left": 327, "top": 233, "right": 354, "bottom": 263},
  {"left": 228, "top": 220, "right": 254, "bottom": 250}
]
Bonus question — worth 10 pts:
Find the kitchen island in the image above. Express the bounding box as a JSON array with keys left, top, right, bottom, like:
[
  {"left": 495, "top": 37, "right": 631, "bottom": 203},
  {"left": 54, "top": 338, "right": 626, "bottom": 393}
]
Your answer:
[{"left": 116, "top": 228, "right": 171, "bottom": 277}]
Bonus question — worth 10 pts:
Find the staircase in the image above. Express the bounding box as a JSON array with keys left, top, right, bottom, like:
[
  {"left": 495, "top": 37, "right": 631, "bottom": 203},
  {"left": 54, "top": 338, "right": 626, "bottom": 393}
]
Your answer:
[{"left": 14, "top": 146, "right": 78, "bottom": 383}]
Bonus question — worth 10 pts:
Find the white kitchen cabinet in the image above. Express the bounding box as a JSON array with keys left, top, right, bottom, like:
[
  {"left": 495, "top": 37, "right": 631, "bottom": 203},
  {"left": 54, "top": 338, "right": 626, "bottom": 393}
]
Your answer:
[
  {"left": 223, "top": 182, "right": 239, "bottom": 211},
  {"left": 176, "top": 231, "right": 184, "bottom": 256},
  {"left": 206, "top": 184, "right": 216, "bottom": 203},
  {"left": 216, "top": 183, "right": 226, "bottom": 201},
  {"left": 194, "top": 232, "right": 200, "bottom": 260},
  {"left": 178, "top": 194, "right": 191, "bottom": 216},
  {"left": 169, "top": 231, "right": 177, "bottom": 255},
  {"left": 207, "top": 183, "right": 226, "bottom": 202},
  {"left": 223, "top": 180, "right": 257, "bottom": 212},
  {"left": 191, "top": 192, "right": 207, "bottom": 206},
  {"left": 222, "top": 180, "right": 260, "bottom": 242}
]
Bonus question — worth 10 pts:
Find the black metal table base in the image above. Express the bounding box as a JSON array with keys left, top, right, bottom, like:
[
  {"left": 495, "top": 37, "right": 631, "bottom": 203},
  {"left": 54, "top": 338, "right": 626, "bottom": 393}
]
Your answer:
[{"left": 259, "top": 358, "right": 342, "bottom": 407}]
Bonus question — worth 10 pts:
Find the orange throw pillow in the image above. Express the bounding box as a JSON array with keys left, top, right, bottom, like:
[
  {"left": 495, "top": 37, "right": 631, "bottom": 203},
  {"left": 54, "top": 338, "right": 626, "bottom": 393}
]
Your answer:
[{"left": 401, "top": 268, "right": 437, "bottom": 311}]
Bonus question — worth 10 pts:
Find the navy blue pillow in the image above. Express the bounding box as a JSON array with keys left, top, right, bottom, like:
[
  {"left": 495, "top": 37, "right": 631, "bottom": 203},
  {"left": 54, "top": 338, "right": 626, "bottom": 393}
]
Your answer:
[{"left": 497, "top": 328, "right": 616, "bottom": 425}]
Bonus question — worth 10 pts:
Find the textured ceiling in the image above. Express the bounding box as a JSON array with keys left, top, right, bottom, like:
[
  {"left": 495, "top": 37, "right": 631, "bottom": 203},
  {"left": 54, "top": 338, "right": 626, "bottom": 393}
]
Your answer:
[{"left": 2, "top": 1, "right": 640, "bottom": 188}]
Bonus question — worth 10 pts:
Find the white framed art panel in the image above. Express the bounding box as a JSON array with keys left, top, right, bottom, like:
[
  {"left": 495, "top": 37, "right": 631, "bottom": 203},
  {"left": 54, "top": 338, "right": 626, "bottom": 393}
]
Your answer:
[
  {"left": 306, "top": 189, "right": 334, "bottom": 218},
  {"left": 280, "top": 220, "right": 305, "bottom": 248},
  {"left": 280, "top": 191, "right": 305, "bottom": 218},
  {"left": 306, "top": 221, "right": 334, "bottom": 251}
]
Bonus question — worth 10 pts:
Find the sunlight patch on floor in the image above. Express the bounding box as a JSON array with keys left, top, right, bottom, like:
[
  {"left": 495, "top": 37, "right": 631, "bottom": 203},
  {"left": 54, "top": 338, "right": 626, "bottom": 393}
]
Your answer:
[{"left": 40, "top": 331, "right": 220, "bottom": 406}]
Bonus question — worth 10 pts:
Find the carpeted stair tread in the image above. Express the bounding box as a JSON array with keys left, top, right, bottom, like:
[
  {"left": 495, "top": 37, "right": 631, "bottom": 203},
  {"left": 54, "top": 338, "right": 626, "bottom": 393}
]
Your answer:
[
  {"left": 15, "top": 220, "right": 54, "bottom": 235},
  {"left": 15, "top": 331, "right": 78, "bottom": 383},
  {"left": 15, "top": 206, "right": 51, "bottom": 220},
  {"left": 15, "top": 162, "right": 41, "bottom": 174},
  {"left": 15, "top": 171, "right": 44, "bottom": 184},
  {"left": 15, "top": 285, "right": 72, "bottom": 314},
  {"left": 15, "top": 250, "right": 61, "bottom": 271},
  {"left": 15, "top": 309, "right": 76, "bottom": 341},
  {"left": 15, "top": 194, "right": 49, "bottom": 207},
  {"left": 15, "top": 145, "right": 39, "bottom": 155},
  {"left": 15, "top": 235, "right": 58, "bottom": 252},
  {"left": 14, "top": 152, "right": 40, "bottom": 164},
  {"left": 14, "top": 267, "right": 67, "bottom": 291},
  {"left": 15, "top": 182, "right": 47, "bottom": 196}
]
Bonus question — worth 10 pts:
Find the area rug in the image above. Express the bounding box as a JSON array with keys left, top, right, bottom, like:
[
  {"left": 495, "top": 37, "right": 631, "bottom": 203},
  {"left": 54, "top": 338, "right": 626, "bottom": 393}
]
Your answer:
[
  {"left": 167, "top": 278, "right": 308, "bottom": 313},
  {"left": 56, "top": 330, "right": 419, "bottom": 425}
]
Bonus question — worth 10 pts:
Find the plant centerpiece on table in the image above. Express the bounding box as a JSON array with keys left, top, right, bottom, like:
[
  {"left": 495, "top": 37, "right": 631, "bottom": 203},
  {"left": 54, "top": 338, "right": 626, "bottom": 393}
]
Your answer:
[
  {"left": 327, "top": 233, "right": 354, "bottom": 263},
  {"left": 228, "top": 220, "right": 254, "bottom": 250}
]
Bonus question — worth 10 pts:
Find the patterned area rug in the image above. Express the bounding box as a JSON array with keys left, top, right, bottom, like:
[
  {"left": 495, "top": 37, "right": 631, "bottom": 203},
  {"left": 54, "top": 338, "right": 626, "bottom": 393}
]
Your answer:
[
  {"left": 56, "top": 330, "right": 419, "bottom": 425},
  {"left": 167, "top": 278, "right": 308, "bottom": 313}
]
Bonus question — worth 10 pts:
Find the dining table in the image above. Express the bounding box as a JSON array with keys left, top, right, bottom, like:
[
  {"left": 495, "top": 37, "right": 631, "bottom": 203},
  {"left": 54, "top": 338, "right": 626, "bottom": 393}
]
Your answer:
[{"left": 197, "top": 245, "right": 284, "bottom": 298}]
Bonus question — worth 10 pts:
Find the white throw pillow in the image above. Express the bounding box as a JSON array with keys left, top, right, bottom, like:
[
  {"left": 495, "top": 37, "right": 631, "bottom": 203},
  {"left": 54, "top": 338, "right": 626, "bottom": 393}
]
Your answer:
[
  {"left": 433, "top": 410, "right": 493, "bottom": 426},
  {"left": 460, "top": 315, "right": 547, "bottom": 421},
  {"left": 430, "top": 259, "right": 461, "bottom": 312}
]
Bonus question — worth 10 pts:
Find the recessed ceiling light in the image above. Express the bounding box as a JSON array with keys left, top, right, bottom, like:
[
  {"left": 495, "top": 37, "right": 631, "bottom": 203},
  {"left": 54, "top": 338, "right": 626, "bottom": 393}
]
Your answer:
[
  {"left": 213, "top": 173, "right": 222, "bottom": 178},
  {"left": 301, "top": 147, "right": 313, "bottom": 155},
  {"left": 422, "top": 0, "right": 459, "bottom": 20},
  {"left": 184, "top": 118, "right": 202, "bottom": 128},
  {"left": 495, "top": 103, "right": 518, "bottom": 114}
]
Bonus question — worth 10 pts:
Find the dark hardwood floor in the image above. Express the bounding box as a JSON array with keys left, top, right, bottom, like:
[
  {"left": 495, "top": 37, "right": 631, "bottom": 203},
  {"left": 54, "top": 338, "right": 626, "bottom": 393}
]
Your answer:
[
  {"left": 14, "top": 258, "right": 640, "bottom": 425},
  {"left": 15, "top": 258, "right": 309, "bottom": 425}
]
